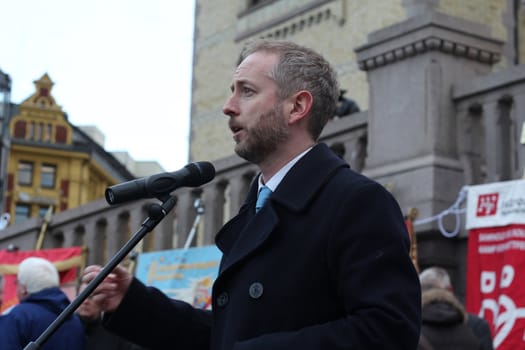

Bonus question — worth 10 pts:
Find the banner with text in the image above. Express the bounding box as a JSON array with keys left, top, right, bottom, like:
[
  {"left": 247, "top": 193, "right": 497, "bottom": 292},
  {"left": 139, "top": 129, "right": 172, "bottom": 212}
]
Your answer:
[
  {"left": 135, "top": 245, "right": 222, "bottom": 310},
  {"left": 466, "top": 179, "right": 525, "bottom": 350}
]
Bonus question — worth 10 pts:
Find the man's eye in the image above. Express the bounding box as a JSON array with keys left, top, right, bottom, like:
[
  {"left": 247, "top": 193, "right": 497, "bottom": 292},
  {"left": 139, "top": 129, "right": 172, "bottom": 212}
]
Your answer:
[{"left": 242, "top": 87, "right": 254, "bottom": 95}]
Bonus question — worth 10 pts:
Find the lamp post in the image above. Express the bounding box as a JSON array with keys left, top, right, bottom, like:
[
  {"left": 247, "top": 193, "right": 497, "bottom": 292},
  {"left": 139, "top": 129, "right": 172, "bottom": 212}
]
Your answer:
[{"left": 0, "top": 69, "right": 12, "bottom": 217}]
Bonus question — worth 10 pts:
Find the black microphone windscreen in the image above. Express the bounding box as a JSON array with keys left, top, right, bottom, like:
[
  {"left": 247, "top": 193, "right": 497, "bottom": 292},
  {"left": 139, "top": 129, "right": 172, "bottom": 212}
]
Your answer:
[{"left": 186, "top": 161, "right": 215, "bottom": 187}]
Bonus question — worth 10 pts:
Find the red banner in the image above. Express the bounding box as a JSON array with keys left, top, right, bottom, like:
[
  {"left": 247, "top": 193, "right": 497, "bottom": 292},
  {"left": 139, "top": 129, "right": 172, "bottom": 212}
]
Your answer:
[
  {"left": 466, "top": 180, "right": 525, "bottom": 349},
  {"left": 0, "top": 247, "right": 84, "bottom": 313}
]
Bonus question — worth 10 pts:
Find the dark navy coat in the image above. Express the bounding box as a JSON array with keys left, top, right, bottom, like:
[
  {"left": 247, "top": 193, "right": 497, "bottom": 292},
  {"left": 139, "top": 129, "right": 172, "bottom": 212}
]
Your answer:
[
  {"left": 106, "top": 143, "right": 421, "bottom": 349},
  {"left": 0, "top": 287, "right": 85, "bottom": 350}
]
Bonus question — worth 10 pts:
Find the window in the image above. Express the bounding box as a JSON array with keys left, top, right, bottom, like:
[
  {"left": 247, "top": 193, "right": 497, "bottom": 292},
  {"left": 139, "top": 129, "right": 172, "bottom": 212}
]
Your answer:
[
  {"left": 17, "top": 162, "right": 33, "bottom": 186},
  {"left": 41, "top": 164, "right": 56, "bottom": 188},
  {"left": 38, "top": 206, "right": 49, "bottom": 218},
  {"left": 15, "top": 204, "right": 31, "bottom": 223}
]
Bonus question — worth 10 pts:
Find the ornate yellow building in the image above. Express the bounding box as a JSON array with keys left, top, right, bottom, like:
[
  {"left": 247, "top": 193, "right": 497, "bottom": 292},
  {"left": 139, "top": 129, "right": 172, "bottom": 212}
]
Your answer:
[{"left": 4, "top": 74, "right": 134, "bottom": 224}]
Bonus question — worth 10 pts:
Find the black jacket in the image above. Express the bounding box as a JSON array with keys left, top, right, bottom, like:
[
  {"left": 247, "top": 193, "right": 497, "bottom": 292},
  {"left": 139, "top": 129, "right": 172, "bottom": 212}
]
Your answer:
[
  {"left": 420, "top": 288, "right": 482, "bottom": 350},
  {"left": 467, "top": 313, "right": 494, "bottom": 350},
  {"left": 82, "top": 316, "right": 146, "bottom": 350}
]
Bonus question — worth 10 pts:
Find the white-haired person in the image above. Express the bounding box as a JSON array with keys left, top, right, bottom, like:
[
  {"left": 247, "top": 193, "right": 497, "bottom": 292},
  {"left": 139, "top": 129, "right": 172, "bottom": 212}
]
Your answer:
[{"left": 0, "top": 257, "right": 85, "bottom": 350}]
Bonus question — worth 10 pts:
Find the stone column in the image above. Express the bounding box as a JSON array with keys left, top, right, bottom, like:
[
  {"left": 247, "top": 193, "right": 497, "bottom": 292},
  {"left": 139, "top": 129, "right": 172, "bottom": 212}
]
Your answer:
[
  {"left": 355, "top": 11, "right": 502, "bottom": 223},
  {"left": 456, "top": 104, "right": 484, "bottom": 185},
  {"left": 174, "top": 189, "right": 198, "bottom": 248},
  {"left": 105, "top": 211, "right": 123, "bottom": 259},
  {"left": 153, "top": 209, "right": 176, "bottom": 250},
  {"left": 483, "top": 99, "right": 513, "bottom": 182},
  {"left": 85, "top": 220, "right": 106, "bottom": 266},
  {"left": 202, "top": 182, "right": 226, "bottom": 245},
  {"left": 512, "top": 93, "right": 525, "bottom": 178},
  {"left": 228, "top": 171, "right": 255, "bottom": 216}
]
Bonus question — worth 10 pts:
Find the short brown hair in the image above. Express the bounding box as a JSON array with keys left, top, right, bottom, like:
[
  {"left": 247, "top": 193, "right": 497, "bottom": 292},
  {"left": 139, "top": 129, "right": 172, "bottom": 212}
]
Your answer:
[{"left": 240, "top": 39, "right": 340, "bottom": 140}]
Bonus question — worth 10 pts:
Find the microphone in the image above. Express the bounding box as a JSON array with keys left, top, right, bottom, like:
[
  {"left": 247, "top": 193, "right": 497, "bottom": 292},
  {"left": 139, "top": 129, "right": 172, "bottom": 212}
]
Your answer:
[{"left": 105, "top": 161, "right": 215, "bottom": 205}]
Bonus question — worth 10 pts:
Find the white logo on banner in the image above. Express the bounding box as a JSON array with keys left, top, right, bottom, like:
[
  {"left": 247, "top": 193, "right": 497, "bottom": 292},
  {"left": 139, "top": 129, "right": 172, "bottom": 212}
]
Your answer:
[{"left": 479, "top": 265, "right": 525, "bottom": 348}]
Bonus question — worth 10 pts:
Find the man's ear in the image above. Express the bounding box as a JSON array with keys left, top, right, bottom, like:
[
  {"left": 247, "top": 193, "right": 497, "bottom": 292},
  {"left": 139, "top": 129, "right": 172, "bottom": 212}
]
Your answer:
[
  {"left": 18, "top": 284, "right": 28, "bottom": 299},
  {"left": 288, "top": 90, "right": 313, "bottom": 124}
]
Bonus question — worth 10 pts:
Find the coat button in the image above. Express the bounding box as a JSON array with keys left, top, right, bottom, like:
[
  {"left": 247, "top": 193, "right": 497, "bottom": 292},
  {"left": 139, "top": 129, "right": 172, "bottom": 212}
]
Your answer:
[
  {"left": 249, "top": 282, "right": 264, "bottom": 299},
  {"left": 216, "top": 292, "right": 229, "bottom": 307}
]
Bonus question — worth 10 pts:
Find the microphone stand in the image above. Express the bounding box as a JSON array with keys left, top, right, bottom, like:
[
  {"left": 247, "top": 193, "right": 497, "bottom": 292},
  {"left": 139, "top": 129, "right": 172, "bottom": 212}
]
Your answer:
[{"left": 23, "top": 195, "right": 178, "bottom": 350}]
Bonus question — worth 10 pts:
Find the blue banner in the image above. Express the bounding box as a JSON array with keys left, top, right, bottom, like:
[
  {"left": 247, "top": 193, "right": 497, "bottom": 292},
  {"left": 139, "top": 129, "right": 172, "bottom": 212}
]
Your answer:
[{"left": 135, "top": 245, "right": 222, "bottom": 309}]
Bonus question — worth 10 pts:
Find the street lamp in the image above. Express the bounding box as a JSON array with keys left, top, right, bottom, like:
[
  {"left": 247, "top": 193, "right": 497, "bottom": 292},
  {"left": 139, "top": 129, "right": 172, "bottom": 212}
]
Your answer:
[{"left": 0, "top": 69, "right": 12, "bottom": 217}]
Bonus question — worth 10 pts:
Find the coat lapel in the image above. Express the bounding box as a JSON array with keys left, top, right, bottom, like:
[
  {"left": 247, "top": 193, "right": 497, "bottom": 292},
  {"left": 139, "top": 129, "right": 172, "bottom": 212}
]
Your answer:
[
  {"left": 216, "top": 205, "right": 278, "bottom": 275},
  {"left": 214, "top": 143, "right": 348, "bottom": 276}
]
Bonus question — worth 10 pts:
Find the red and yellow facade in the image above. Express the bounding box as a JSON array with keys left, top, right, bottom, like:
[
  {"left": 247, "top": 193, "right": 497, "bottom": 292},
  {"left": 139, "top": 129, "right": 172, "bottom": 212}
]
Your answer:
[{"left": 4, "top": 74, "right": 131, "bottom": 224}]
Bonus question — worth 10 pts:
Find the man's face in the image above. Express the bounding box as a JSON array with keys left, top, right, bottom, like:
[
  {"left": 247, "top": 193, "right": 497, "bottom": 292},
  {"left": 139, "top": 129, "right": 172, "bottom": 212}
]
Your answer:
[{"left": 223, "top": 51, "right": 289, "bottom": 164}]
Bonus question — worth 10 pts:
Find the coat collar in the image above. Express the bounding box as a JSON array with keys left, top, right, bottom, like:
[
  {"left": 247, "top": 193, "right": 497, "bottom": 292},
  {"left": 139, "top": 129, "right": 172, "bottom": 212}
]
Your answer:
[
  {"left": 270, "top": 143, "right": 348, "bottom": 212},
  {"left": 215, "top": 143, "right": 348, "bottom": 276},
  {"left": 235, "top": 143, "right": 348, "bottom": 214}
]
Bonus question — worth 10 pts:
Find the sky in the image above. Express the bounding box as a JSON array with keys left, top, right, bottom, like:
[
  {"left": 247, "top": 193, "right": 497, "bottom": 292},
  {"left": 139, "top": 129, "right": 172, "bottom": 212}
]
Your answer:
[{"left": 0, "top": 0, "right": 196, "bottom": 172}]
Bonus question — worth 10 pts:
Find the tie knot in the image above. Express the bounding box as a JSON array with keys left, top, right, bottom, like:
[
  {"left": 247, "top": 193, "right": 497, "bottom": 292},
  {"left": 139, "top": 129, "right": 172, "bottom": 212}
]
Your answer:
[{"left": 256, "top": 186, "right": 272, "bottom": 213}]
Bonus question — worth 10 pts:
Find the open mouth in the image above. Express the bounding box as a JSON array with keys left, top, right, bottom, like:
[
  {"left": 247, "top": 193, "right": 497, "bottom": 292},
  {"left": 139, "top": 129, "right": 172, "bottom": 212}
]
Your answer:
[
  {"left": 231, "top": 126, "right": 242, "bottom": 133},
  {"left": 230, "top": 125, "right": 244, "bottom": 142}
]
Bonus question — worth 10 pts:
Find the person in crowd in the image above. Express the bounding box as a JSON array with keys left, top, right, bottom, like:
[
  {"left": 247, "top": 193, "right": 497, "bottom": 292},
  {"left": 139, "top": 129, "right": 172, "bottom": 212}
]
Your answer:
[
  {"left": 419, "top": 266, "right": 493, "bottom": 350},
  {"left": 83, "top": 38, "right": 421, "bottom": 349},
  {"left": 0, "top": 257, "right": 85, "bottom": 349},
  {"left": 76, "top": 281, "right": 147, "bottom": 350}
]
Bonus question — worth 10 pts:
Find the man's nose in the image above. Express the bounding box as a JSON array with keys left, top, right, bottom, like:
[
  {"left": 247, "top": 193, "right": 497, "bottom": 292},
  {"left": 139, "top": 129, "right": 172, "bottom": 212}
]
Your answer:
[{"left": 222, "top": 94, "right": 238, "bottom": 117}]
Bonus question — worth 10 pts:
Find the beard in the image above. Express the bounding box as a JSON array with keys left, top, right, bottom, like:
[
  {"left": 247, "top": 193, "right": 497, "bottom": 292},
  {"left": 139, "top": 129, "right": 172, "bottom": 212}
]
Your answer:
[{"left": 234, "top": 103, "right": 289, "bottom": 164}]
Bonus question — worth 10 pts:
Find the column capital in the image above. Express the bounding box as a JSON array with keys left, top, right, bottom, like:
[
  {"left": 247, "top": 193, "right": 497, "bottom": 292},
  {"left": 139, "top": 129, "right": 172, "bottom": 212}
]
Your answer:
[{"left": 355, "top": 11, "right": 502, "bottom": 71}]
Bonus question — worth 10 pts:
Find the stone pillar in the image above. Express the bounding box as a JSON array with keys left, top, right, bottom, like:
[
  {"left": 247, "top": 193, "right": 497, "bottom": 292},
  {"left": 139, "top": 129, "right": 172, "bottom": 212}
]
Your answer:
[
  {"left": 456, "top": 104, "right": 484, "bottom": 185},
  {"left": 85, "top": 220, "right": 106, "bottom": 265},
  {"left": 355, "top": 11, "right": 502, "bottom": 224},
  {"left": 153, "top": 209, "right": 176, "bottom": 250},
  {"left": 512, "top": 93, "right": 525, "bottom": 178},
  {"left": 228, "top": 171, "right": 255, "bottom": 216},
  {"left": 483, "top": 99, "right": 513, "bottom": 182},
  {"left": 202, "top": 182, "right": 226, "bottom": 245},
  {"left": 71, "top": 225, "right": 86, "bottom": 247},
  {"left": 105, "top": 211, "right": 122, "bottom": 259},
  {"left": 175, "top": 189, "right": 198, "bottom": 248}
]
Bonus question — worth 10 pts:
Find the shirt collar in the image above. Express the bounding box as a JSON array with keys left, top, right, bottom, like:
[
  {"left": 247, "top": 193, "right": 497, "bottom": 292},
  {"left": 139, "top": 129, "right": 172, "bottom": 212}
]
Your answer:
[{"left": 258, "top": 146, "right": 313, "bottom": 192}]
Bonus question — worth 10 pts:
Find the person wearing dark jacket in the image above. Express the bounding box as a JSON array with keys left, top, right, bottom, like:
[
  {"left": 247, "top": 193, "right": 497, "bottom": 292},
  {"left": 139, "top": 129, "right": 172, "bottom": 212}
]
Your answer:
[
  {"left": 467, "top": 313, "right": 494, "bottom": 350},
  {"left": 0, "top": 257, "right": 85, "bottom": 350},
  {"left": 83, "top": 39, "right": 421, "bottom": 350},
  {"left": 419, "top": 287, "right": 481, "bottom": 350},
  {"left": 419, "top": 266, "right": 494, "bottom": 350}
]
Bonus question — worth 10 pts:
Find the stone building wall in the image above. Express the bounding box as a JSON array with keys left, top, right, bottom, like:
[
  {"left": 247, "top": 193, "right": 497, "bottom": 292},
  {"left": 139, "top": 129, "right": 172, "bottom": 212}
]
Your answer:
[{"left": 190, "top": 0, "right": 517, "bottom": 163}]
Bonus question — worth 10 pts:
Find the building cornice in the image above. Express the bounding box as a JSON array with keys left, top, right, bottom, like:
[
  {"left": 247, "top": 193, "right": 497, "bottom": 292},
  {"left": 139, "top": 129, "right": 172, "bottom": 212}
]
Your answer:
[{"left": 355, "top": 11, "right": 503, "bottom": 71}]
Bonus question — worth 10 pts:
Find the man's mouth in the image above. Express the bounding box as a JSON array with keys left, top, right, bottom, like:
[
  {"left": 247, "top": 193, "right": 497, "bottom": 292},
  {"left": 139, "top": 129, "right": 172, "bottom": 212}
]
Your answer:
[
  {"left": 231, "top": 126, "right": 242, "bottom": 133},
  {"left": 231, "top": 125, "right": 245, "bottom": 143}
]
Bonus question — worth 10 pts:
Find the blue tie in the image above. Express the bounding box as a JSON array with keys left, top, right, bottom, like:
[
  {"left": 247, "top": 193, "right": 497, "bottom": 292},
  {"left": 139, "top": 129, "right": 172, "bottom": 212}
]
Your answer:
[{"left": 256, "top": 186, "right": 272, "bottom": 213}]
